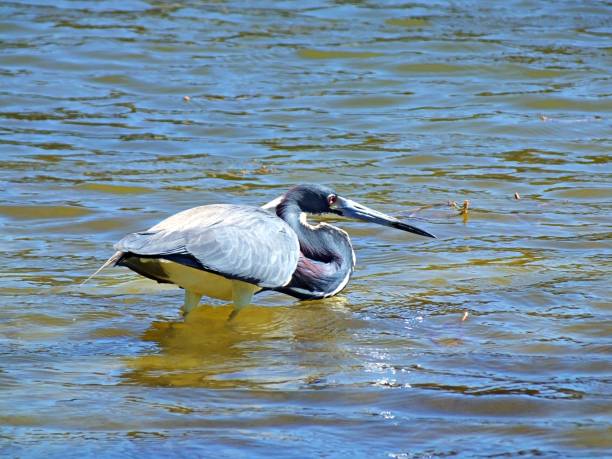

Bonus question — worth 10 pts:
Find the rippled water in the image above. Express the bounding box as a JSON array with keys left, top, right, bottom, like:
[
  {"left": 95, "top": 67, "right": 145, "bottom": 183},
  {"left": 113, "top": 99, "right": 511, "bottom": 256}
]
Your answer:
[{"left": 1, "top": 1, "right": 611, "bottom": 457}]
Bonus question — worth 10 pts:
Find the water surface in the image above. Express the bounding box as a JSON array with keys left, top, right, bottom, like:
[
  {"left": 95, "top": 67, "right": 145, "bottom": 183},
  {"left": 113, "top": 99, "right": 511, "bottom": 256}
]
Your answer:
[{"left": 1, "top": 0, "right": 611, "bottom": 457}]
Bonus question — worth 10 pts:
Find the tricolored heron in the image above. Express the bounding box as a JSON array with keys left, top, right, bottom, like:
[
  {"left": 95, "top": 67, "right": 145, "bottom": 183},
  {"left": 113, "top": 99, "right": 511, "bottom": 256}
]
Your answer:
[{"left": 87, "top": 184, "right": 435, "bottom": 318}]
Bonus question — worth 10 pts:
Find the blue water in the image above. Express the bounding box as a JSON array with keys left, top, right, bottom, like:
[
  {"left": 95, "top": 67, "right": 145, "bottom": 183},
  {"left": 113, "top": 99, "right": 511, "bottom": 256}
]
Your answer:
[{"left": 1, "top": 1, "right": 611, "bottom": 457}]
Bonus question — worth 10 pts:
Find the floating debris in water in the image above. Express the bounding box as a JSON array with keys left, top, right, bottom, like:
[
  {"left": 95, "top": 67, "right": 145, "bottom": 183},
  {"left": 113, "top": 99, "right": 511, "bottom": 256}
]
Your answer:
[
  {"left": 448, "top": 200, "right": 470, "bottom": 223},
  {"left": 459, "top": 200, "right": 469, "bottom": 223},
  {"left": 405, "top": 203, "right": 434, "bottom": 218},
  {"left": 372, "top": 379, "right": 403, "bottom": 388},
  {"left": 539, "top": 114, "right": 603, "bottom": 123},
  {"left": 514, "top": 192, "right": 521, "bottom": 200},
  {"left": 402, "top": 199, "right": 471, "bottom": 223},
  {"left": 449, "top": 200, "right": 469, "bottom": 212},
  {"left": 254, "top": 164, "right": 274, "bottom": 175}
]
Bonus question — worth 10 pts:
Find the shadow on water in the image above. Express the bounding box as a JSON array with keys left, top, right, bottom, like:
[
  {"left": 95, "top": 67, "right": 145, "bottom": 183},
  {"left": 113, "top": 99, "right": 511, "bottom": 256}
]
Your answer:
[{"left": 122, "top": 297, "right": 359, "bottom": 389}]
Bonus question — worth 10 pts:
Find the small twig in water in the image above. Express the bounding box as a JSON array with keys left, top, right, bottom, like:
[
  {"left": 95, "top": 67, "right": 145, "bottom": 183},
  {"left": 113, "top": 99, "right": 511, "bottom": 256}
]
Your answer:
[{"left": 406, "top": 203, "right": 435, "bottom": 218}]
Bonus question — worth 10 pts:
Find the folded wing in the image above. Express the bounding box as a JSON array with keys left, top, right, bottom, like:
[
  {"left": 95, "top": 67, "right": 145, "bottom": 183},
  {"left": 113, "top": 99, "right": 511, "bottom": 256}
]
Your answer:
[{"left": 114, "top": 204, "right": 299, "bottom": 289}]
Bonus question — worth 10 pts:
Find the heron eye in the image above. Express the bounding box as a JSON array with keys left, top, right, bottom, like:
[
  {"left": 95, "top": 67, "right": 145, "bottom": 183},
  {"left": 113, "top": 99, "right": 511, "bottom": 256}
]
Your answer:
[{"left": 327, "top": 194, "right": 337, "bottom": 206}]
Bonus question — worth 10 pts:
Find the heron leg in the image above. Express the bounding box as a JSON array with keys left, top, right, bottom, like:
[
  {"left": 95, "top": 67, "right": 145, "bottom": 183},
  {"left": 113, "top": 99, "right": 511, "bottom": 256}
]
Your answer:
[
  {"left": 228, "top": 280, "right": 256, "bottom": 321},
  {"left": 181, "top": 289, "right": 202, "bottom": 316}
]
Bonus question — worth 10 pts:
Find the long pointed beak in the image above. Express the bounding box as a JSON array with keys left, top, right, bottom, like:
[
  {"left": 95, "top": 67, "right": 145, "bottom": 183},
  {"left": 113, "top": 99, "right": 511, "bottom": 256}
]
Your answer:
[{"left": 335, "top": 197, "right": 436, "bottom": 238}]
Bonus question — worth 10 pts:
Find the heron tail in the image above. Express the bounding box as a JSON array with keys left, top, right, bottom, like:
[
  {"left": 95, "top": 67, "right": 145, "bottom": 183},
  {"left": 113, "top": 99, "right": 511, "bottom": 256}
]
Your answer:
[{"left": 81, "top": 251, "right": 123, "bottom": 285}]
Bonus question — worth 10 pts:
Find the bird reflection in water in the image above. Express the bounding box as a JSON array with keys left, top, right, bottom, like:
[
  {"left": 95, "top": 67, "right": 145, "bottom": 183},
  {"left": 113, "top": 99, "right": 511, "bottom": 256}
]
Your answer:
[{"left": 122, "top": 297, "right": 357, "bottom": 389}]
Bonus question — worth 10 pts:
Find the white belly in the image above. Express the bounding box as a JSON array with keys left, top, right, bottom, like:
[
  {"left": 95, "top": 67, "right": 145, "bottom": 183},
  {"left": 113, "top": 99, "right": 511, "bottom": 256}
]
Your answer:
[{"left": 137, "top": 257, "right": 260, "bottom": 301}]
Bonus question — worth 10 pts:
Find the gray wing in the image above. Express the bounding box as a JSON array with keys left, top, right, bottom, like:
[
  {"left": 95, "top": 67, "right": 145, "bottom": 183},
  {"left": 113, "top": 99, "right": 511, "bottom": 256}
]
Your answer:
[{"left": 114, "top": 204, "right": 300, "bottom": 288}]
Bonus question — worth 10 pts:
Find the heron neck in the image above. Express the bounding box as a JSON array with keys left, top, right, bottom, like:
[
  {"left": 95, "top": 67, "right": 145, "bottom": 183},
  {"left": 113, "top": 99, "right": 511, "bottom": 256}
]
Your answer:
[
  {"left": 275, "top": 202, "right": 355, "bottom": 299},
  {"left": 277, "top": 203, "right": 336, "bottom": 263}
]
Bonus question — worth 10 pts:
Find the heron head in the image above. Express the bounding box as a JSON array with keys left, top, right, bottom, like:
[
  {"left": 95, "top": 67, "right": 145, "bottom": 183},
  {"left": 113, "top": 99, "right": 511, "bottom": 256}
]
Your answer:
[
  {"left": 283, "top": 184, "right": 338, "bottom": 214},
  {"left": 278, "top": 184, "right": 435, "bottom": 238}
]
